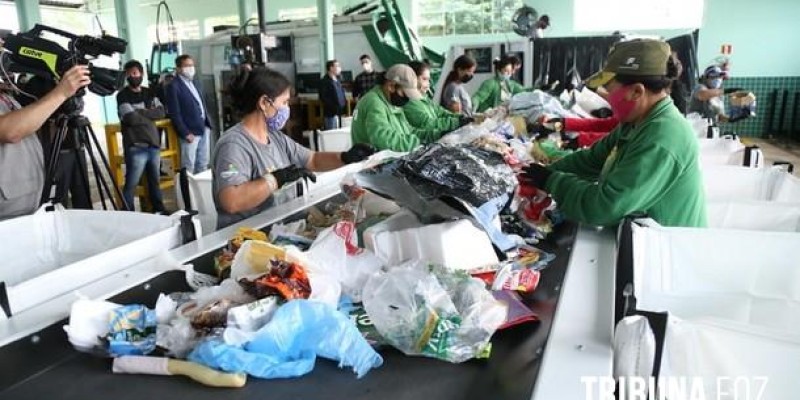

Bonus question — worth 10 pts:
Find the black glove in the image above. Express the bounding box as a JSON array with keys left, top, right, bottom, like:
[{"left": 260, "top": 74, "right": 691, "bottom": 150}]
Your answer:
[
  {"left": 723, "top": 87, "right": 744, "bottom": 94},
  {"left": 272, "top": 165, "right": 317, "bottom": 188},
  {"left": 341, "top": 143, "right": 377, "bottom": 164},
  {"left": 519, "top": 163, "right": 553, "bottom": 190},
  {"left": 458, "top": 116, "right": 474, "bottom": 127}
]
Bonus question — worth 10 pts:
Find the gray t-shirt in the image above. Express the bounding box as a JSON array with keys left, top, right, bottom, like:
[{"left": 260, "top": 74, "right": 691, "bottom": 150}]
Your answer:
[
  {"left": 688, "top": 83, "right": 718, "bottom": 119},
  {"left": 442, "top": 82, "right": 473, "bottom": 116},
  {"left": 0, "top": 94, "right": 44, "bottom": 221},
  {"left": 212, "top": 123, "right": 311, "bottom": 229}
]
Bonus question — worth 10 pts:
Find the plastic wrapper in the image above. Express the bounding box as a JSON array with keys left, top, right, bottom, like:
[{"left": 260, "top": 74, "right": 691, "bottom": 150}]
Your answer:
[
  {"left": 238, "top": 259, "right": 312, "bottom": 300},
  {"left": 107, "top": 305, "right": 158, "bottom": 356},
  {"left": 226, "top": 297, "right": 280, "bottom": 332},
  {"left": 492, "top": 264, "right": 540, "bottom": 292},
  {"left": 491, "top": 290, "right": 538, "bottom": 330},
  {"left": 361, "top": 263, "right": 506, "bottom": 363},
  {"left": 190, "top": 299, "right": 239, "bottom": 330},
  {"left": 156, "top": 316, "right": 199, "bottom": 358},
  {"left": 508, "top": 90, "right": 577, "bottom": 123},
  {"left": 188, "top": 300, "right": 383, "bottom": 379}
]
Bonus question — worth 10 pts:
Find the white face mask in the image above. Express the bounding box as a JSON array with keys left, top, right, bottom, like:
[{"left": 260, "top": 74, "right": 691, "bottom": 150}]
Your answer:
[
  {"left": 181, "top": 66, "right": 196, "bottom": 80},
  {"left": 362, "top": 62, "right": 373, "bottom": 73}
]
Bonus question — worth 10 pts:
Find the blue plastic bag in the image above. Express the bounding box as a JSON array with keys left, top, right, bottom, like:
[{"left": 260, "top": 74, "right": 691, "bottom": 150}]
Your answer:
[{"left": 188, "top": 300, "right": 383, "bottom": 379}]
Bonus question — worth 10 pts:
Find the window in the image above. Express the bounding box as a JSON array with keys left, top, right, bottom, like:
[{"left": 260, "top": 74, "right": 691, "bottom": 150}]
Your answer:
[
  {"left": 415, "top": 0, "right": 523, "bottom": 37},
  {"left": 574, "top": 0, "right": 704, "bottom": 32}
]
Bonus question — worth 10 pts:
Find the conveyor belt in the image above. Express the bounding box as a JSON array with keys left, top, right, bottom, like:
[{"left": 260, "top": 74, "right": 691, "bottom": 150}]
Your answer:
[{"left": 0, "top": 222, "right": 579, "bottom": 400}]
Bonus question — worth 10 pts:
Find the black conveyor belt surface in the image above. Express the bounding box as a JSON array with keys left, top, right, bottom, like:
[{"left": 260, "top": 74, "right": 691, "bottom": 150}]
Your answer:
[{"left": 0, "top": 222, "right": 579, "bottom": 400}]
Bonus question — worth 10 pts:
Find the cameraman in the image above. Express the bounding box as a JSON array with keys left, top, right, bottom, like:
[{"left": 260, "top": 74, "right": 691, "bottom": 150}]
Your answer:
[{"left": 0, "top": 65, "right": 91, "bottom": 221}]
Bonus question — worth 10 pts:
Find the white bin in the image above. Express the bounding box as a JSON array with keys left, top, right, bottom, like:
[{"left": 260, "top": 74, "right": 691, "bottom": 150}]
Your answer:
[{"left": 707, "top": 200, "right": 800, "bottom": 232}]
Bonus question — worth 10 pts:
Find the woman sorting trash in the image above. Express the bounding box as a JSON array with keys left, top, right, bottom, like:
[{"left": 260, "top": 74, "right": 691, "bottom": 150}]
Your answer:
[
  {"left": 688, "top": 65, "right": 732, "bottom": 122},
  {"left": 519, "top": 39, "right": 707, "bottom": 227},
  {"left": 352, "top": 64, "right": 446, "bottom": 152},
  {"left": 440, "top": 55, "right": 477, "bottom": 115},
  {"left": 402, "top": 61, "right": 473, "bottom": 138},
  {"left": 212, "top": 67, "right": 375, "bottom": 229},
  {"left": 472, "top": 56, "right": 526, "bottom": 113}
]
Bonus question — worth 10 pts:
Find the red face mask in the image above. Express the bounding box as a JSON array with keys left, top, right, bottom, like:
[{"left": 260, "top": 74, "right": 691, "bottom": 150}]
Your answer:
[{"left": 607, "top": 85, "right": 637, "bottom": 122}]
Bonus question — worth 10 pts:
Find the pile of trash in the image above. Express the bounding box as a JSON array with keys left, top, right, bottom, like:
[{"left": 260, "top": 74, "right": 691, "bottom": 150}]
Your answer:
[{"left": 64, "top": 110, "right": 591, "bottom": 385}]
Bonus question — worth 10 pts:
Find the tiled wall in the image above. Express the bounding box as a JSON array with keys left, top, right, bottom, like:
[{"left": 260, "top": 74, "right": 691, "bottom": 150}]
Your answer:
[{"left": 720, "top": 76, "right": 800, "bottom": 138}]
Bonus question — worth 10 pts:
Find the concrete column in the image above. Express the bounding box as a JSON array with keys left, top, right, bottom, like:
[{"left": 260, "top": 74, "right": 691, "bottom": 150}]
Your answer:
[
  {"left": 318, "top": 0, "right": 334, "bottom": 74},
  {"left": 238, "top": 0, "right": 254, "bottom": 26},
  {"left": 113, "top": 0, "right": 137, "bottom": 62},
  {"left": 15, "top": 0, "right": 41, "bottom": 32}
]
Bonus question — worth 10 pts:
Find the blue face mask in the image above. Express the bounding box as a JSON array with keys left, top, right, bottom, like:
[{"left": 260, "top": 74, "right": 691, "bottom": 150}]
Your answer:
[
  {"left": 708, "top": 78, "right": 723, "bottom": 89},
  {"left": 266, "top": 105, "right": 290, "bottom": 131}
]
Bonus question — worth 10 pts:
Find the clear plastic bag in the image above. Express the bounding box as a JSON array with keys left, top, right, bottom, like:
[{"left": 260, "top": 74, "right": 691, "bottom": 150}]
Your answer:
[
  {"left": 188, "top": 300, "right": 383, "bottom": 379},
  {"left": 362, "top": 263, "right": 506, "bottom": 363},
  {"left": 305, "top": 221, "right": 383, "bottom": 303},
  {"left": 508, "top": 90, "right": 577, "bottom": 123}
]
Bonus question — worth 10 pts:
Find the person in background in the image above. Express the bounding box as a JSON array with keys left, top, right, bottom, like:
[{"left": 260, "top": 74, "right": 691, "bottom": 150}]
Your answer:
[
  {"left": 534, "top": 15, "right": 550, "bottom": 39},
  {"left": 510, "top": 55, "right": 523, "bottom": 84},
  {"left": 472, "top": 56, "right": 526, "bottom": 113},
  {"left": 520, "top": 39, "right": 706, "bottom": 228},
  {"left": 0, "top": 65, "right": 90, "bottom": 221},
  {"left": 352, "top": 54, "right": 380, "bottom": 101},
  {"left": 668, "top": 52, "right": 688, "bottom": 114},
  {"left": 440, "top": 55, "right": 477, "bottom": 116},
  {"left": 352, "top": 64, "right": 445, "bottom": 152},
  {"left": 319, "top": 59, "right": 346, "bottom": 130},
  {"left": 688, "top": 65, "right": 729, "bottom": 122},
  {"left": 403, "top": 61, "right": 472, "bottom": 138},
  {"left": 117, "top": 60, "right": 167, "bottom": 213},
  {"left": 213, "top": 67, "right": 374, "bottom": 229},
  {"left": 165, "top": 54, "right": 213, "bottom": 174}
]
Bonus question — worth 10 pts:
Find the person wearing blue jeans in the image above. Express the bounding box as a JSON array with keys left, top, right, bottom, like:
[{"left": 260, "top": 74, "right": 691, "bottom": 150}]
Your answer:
[
  {"left": 122, "top": 146, "right": 165, "bottom": 212},
  {"left": 117, "top": 59, "right": 167, "bottom": 212},
  {"left": 319, "top": 59, "right": 346, "bottom": 131},
  {"left": 165, "top": 54, "right": 214, "bottom": 173}
]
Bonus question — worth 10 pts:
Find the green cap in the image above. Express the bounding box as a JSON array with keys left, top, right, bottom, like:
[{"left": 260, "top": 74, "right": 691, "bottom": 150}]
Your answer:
[{"left": 586, "top": 39, "right": 672, "bottom": 89}]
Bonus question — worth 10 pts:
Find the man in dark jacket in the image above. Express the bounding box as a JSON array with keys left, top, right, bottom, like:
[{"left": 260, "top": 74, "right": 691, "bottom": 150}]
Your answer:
[
  {"left": 165, "top": 54, "right": 213, "bottom": 173},
  {"left": 117, "top": 60, "right": 166, "bottom": 213},
  {"left": 318, "top": 59, "right": 346, "bottom": 130}
]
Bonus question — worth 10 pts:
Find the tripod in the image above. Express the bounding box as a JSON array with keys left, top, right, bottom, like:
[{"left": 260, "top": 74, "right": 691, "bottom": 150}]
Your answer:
[{"left": 42, "top": 110, "right": 126, "bottom": 211}]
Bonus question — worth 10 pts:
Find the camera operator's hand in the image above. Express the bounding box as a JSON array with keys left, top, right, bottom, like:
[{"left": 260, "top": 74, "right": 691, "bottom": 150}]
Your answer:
[{"left": 55, "top": 65, "right": 91, "bottom": 99}]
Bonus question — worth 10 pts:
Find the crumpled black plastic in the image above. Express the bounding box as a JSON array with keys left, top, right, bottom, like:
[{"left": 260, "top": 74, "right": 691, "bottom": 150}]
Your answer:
[
  {"left": 400, "top": 144, "right": 516, "bottom": 207},
  {"left": 354, "top": 144, "right": 518, "bottom": 252}
]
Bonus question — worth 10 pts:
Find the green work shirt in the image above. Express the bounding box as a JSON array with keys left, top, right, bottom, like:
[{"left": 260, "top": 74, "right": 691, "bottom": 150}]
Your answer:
[
  {"left": 402, "top": 97, "right": 461, "bottom": 138},
  {"left": 546, "top": 97, "right": 707, "bottom": 228},
  {"left": 472, "top": 76, "right": 526, "bottom": 113},
  {"left": 351, "top": 87, "right": 439, "bottom": 152}
]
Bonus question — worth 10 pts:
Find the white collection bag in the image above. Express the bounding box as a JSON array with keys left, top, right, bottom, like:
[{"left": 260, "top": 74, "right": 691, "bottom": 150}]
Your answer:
[
  {"left": 702, "top": 165, "right": 797, "bottom": 202},
  {"left": 614, "top": 220, "right": 800, "bottom": 400},
  {"left": 0, "top": 205, "right": 184, "bottom": 315}
]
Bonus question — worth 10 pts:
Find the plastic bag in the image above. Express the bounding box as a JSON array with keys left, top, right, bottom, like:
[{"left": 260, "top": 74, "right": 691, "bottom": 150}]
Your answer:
[
  {"left": 188, "top": 300, "right": 383, "bottom": 379},
  {"left": 305, "top": 221, "right": 383, "bottom": 303},
  {"left": 362, "top": 263, "right": 506, "bottom": 363},
  {"left": 508, "top": 90, "right": 576, "bottom": 123}
]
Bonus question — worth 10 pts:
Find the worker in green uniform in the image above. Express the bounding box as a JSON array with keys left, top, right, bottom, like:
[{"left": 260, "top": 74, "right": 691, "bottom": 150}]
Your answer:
[
  {"left": 402, "top": 61, "right": 472, "bottom": 138},
  {"left": 520, "top": 39, "right": 707, "bottom": 227},
  {"left": 351, "top": 64, "right": 437, "bottom": 152},
  {"left": 472, "top": 56, "right": 526, "bottom": 113}
]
